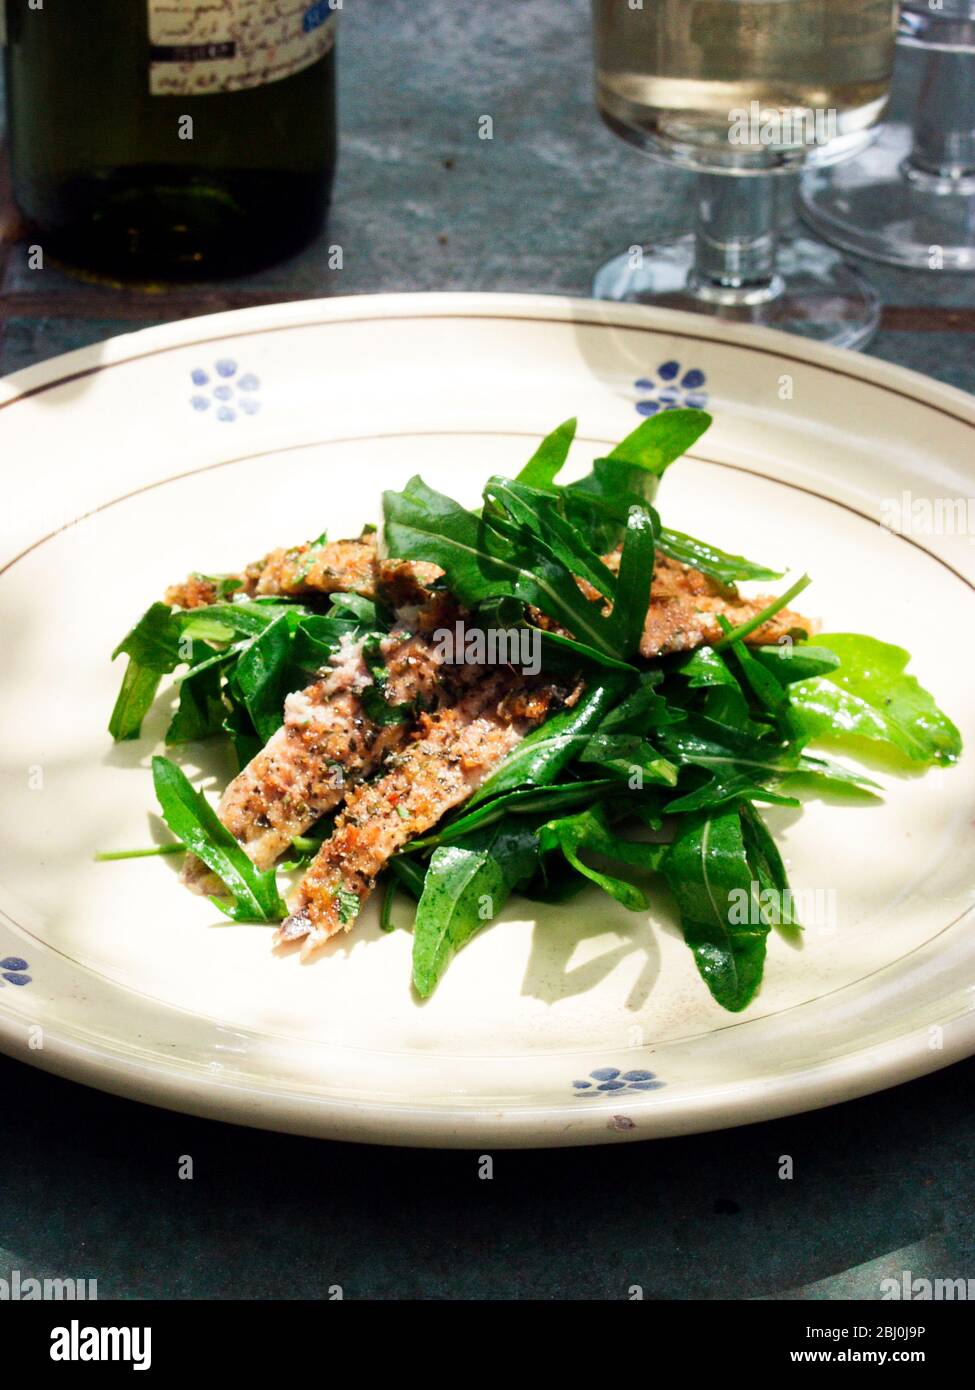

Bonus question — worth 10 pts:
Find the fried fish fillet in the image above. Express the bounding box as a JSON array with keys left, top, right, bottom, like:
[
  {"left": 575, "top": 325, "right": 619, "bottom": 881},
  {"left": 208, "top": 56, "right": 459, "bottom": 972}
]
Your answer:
[
  {"left": 162, "top": 573, "right": 227, "bottom": 610},
  {"left": 276, "top": 674, "right": 564, "bottom": 959},
  {"left": 165, "top": 534, "right": 379, "bottom": 610},
  {"left": 170, "top": 523, "right": 811, "bottom": 907},
  {"left": 181, "top": 627, "right": 452, "bottom": 893},
  {"left": 637, "top": 553, "right": 814, "bottom": 656},
  {"left": 252, "top": 533, "right": 380, "bottom": 600},
  {"left": 166, "top": 524, "right": 811, "bottom": 664},
  {"left": 565, "top": 550, "right": 814, "bottom": 657},
  {"left": 165, "top": 532, "right": 444, "bottom": 612}
]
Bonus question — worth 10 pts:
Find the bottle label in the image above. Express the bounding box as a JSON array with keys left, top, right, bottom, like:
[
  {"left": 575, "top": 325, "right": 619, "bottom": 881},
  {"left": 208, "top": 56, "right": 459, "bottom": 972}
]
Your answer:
[{"left": 148, "top": 1, "right": 337, "bottom": 97}]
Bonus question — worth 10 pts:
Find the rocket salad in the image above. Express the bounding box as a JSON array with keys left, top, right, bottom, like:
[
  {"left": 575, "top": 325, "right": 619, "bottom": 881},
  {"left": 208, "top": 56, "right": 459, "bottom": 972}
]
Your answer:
[{"left": 104, "top": 409, "right": 961, "bottom": 1011}]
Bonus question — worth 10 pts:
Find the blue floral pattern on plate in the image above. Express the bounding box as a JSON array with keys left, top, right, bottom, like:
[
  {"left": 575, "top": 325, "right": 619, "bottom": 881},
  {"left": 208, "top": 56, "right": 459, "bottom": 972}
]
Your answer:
[
  {"left": 635, "top": 361, "right": 708, "bottom": 416},
  {"left": 0, "top": 956, "right": 31, "bottom": 988},
  {"left": 571, "top": 1067, "right": 663, "bottom": 1097},
  {"left": 189, "top": 359, "right": 261, "bottom": 422}
]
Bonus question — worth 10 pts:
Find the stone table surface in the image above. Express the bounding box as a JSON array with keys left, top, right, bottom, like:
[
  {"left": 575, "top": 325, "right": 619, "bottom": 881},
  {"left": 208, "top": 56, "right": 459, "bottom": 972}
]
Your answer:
[{"left": 1, "top": 0, "right": 973, "bottom": 1300}]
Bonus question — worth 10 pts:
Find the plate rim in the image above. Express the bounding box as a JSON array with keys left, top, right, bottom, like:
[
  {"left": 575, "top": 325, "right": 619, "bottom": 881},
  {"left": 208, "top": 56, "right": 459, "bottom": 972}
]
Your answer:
[
  {"left": 1, "top": 290, "right": 973, "bottom": 427},
  {"left": 4, "top": 991, "right": 974, "bottom": 1149}
]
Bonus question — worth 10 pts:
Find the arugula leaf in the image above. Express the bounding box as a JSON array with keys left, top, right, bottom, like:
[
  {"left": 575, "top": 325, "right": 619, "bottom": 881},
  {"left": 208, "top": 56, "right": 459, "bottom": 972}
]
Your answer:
[
  {"left": 515, "top": 417, "right": 577, "bottom": 489},
  {"left": 473, "top": 594, "right": 524, "bottom": 628},
  {"left": 174, "top": 615, "right": 237, "bottom": 645},
  {"left": 406, "top": 779, "right": 618, "bottom": 849},
  {"left": 666, "top": 771, "right": 799, "bottom": 815},
  {"left": 151, "top": 757, "right": 286, "bottom": 922},
  {"left": 538, "top": 805, "right": 666, "bottom": 911},
  {"left": 384, "top": 475, "right": 620, "bottom": 655},
  {"left": 661, "top": 715, "right": 800, "bottom": 771},
  {"left": 412, "top": 822, "right": 539, "bottom": 997},
  {"left": 787, "top": 633, "right": 962, "bottom": 767},
  {"left": 680, "top": 646, "right": 742, "bottom": 691},
  {"left": 379, "top": 877, "right": 400, "bottom": 932},
  {"left": 388, "top": 855, "right": 428, "bottom": 898},
  {"left": 713, "top": 615, "right": 792, "bottom": 728},
  {"left": 109, "top": 602, "right": 183, "bottom": 741},
  {"left": 230, "top": 613, "right": 295, "bottom": 744},
  {"left": 657, "top": 528, "right": 782, "bottom": 587},
  {"left": 606, "top": 503, "right": 655, "bottom": 656},
  {"left": 222, "top": 700, "right": 262, "bottom": 771},
  {"left": 385, "top": 434, "right": 666, "bottom": 661},
  {"left": 713, "top": 573, "right": 811, "bottom": 649},
  {"left": 166, "top": 642, "right": 226, "bottom": 744},
  {"left": 739, "top": 802, "right": 799, "bottom": 929},
  {"left": 784, "top": 751, "right": 880, "bottom": 794},
  {"left": 178, "top": 600, "right": 298, "bottom": 640},
  {"left": 155, "top": 592, "right": 376, "bottom": 756},
  {"left": 112, "top": 602, "right": 183, "bottom": 668},
  {"left": 752, "top": 644, "right": 841, "bottom": 683},
  {"left": 598, "top": 671, "right": 682, "bottom": 735},
  {"left": 532, "top": 626, "right": 638, "bottom": 675},
  {"left": 474, "top": 598, "right": 638, "bottom": 676},
  {"left": 465, "top": 676, "right": 628, "bottom": 808},
  {"left": 279, "top": 826, "right": 331, "bottom": 872},
  {"left": 660, "top": 718, "right": 802, "bottom": 813},
  {"left": 564, "top": 409, "right": 711, "bottom": 548},
  {"left": 328, "top": 591, "right": 386, "bottom": 628},
  {"left": 660, "top": 712, "right": 876, "bottom": 812},
  {"left": 676, "top": 646, "right": 772, "bottom": 737},
  {"left": 109, "top": 662, "right": 170, "bottom": 744},
  {"left": 287, "top": 615, "right": 353, "bottom": 684},
  {"left": 484, "top": 475, "right": 620, "bottom": 600},
  {"left": 661, "top": 806, "right": 772, "bottom": 1012},
  {"left": 608, "top": 408, "right": 713, "bottom": 481},
  {"left": 173, "top": 641, "right": 242, "bottom": 687},
  {"left": 580, "top": 733, "right": 678, "bottom": 787},
  {"left": 561, "top": 484, "right": 655, "bottom": 553}
]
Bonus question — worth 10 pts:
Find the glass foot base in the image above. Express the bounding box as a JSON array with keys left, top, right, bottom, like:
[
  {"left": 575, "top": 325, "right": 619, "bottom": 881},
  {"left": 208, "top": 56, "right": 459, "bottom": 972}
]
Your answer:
[
  {"left": 592, "top": 234, "right": 880, "bottom": 350},
  {"left": 799, "top": 123, "right": 975, "bottom": 273}
]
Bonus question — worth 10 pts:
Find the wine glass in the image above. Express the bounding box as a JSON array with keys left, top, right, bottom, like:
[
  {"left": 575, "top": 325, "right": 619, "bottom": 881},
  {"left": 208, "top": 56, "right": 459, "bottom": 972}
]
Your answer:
[
  {"left": 591, "top": 0, "right": 901, "bottom": 349},
  {"left": 800, "top": 2, "right": 975, "bottom": 271}
]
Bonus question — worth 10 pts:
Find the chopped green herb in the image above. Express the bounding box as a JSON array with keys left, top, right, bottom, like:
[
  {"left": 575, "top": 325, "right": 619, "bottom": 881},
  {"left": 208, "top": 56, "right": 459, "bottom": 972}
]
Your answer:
[
  {"left": 336, "top": 889, "right": 361, "bottom": 925},
  {"left": 293, "top": 532, "right": 329, "bottom": 584}
]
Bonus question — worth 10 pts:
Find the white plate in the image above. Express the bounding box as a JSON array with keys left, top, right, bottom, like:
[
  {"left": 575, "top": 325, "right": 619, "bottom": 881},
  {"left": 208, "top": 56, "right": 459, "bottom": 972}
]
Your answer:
[{"left": 0, "top": 293, "right": 973, "bottom": 1148}]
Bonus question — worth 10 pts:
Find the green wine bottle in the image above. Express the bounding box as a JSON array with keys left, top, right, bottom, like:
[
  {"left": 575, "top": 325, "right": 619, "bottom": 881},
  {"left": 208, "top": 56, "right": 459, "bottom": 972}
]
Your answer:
[{"left": 2, "top": 0, "right": 338, "bottom": 281}]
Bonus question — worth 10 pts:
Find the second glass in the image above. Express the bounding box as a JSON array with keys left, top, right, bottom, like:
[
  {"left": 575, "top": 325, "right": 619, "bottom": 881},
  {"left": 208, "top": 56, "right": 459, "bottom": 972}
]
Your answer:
[
  {"left": 591, "top": 0, "right": 901, "bottom": 349},
  {"left": 800, "top": 2, "right": 975, "bottom": 273}
]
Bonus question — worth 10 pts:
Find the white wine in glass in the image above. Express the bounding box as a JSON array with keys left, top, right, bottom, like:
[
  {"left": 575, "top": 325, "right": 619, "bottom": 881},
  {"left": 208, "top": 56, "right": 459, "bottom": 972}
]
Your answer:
[{"left": 591, "top": 0, "right": 900, "bottom": 347}]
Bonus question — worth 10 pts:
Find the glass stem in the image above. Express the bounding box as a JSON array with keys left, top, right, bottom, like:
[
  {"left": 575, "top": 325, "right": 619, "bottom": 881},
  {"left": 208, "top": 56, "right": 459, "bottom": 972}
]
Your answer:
[
  {"left": 687, "top": 173, "right": 783, "bottom": 306},
  {"left": 904, "top": 19, "right": 975, "bottom": 184}
]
